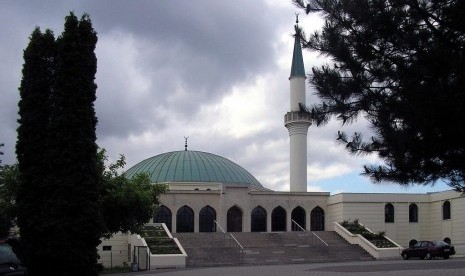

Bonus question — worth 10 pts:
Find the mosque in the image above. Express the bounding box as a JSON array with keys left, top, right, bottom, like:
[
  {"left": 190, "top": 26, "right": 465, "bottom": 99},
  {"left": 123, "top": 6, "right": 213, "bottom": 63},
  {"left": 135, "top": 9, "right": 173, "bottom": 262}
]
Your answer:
[{"left": 98, "top": 20, "right": 465, "bottom": 267}]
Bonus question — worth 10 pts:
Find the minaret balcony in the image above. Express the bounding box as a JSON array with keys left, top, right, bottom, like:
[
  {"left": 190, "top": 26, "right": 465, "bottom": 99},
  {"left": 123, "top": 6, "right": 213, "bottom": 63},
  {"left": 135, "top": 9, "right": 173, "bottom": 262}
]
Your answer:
[{"left": 284, "top": 111, "right": 312, "bottom": 125}]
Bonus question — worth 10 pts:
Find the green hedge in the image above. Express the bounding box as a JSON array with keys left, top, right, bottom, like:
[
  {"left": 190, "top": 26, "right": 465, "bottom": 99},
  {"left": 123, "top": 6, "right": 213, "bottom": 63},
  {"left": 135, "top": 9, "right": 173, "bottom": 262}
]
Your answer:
[{"left": 340, "top": 219, "right": 396, "bottom": 248}]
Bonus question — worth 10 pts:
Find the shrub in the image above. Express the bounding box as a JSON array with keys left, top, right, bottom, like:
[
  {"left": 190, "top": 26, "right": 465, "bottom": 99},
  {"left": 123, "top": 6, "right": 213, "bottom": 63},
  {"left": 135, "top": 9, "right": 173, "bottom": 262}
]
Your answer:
[{"left": 340, "top": 219, "right": 396, "bottom": 248}]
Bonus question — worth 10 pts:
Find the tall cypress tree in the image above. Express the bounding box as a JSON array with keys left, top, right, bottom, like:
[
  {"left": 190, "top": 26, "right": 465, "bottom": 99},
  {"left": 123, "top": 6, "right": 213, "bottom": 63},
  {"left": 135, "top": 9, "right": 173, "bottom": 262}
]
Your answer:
[
  {"left": 16, "top": 27, "right": 56, "bottom": 275},
  {"left": 17, "top": 13, "right": 101, "bottom": 276},
  {"left": 46, "top": 13, "right": 102, "bottom": 276}
]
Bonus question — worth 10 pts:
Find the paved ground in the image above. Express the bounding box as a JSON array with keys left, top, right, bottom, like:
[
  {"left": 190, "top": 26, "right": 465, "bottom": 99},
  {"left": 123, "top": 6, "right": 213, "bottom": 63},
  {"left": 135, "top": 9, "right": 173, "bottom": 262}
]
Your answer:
[{"left": 112, "top": 257, "right": 465, "bottom": 276}]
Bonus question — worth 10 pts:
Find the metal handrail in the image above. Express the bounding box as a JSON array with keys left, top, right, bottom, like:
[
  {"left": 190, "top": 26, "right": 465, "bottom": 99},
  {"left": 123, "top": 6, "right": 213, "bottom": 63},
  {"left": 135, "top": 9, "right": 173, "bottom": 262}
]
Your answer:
[
  {"left": 291, "top": 219, "right": 328, "bottom": 247},
  {"left": 213, "top": 220, "right": 243, "bottom": 260},
  {"left": 229, "top": 233, "right": 244, "bottom": 250},
  {"left": 229, "top": 233, "right": 244, "bottom": 259},
  {"left": 214, "top": 220, "right": 226, "bottom": 234},
  {"left": 312, "top": 231, "right": 329, "bottom": 247},
  {"left": 291, "top": 219, "right": 306, "bottom": 232}
]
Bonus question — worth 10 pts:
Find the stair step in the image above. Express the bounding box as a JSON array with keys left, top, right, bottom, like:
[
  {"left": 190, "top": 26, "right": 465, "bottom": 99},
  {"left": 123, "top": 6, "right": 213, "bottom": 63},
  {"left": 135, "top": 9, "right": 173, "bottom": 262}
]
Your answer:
[{"left": 173, "top": 231, "right": 373, "bottom": 267}]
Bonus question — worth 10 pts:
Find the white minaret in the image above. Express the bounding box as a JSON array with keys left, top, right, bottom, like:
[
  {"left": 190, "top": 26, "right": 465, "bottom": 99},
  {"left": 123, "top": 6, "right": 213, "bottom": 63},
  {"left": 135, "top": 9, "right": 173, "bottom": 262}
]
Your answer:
[{"left": 284, "top": 17, "right": 311, "bottom": 192}]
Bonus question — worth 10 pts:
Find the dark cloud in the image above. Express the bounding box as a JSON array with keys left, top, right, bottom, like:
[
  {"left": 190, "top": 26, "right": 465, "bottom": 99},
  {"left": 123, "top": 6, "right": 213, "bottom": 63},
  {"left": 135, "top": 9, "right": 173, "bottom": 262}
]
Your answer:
[
  {"left": 0, "top": 0, "right": 287, "bottom": 161},
  {"left": 88, "top": 1, "right": 284, "bottom": 139},
  {"left": 1, "top": 1, "right": 446, "bottom": 193}
]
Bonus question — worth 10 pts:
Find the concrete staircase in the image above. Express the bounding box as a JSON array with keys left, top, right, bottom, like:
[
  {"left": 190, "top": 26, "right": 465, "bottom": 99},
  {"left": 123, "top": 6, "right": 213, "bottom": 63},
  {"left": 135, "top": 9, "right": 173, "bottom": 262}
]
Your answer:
[{"left": 174, "top": 231, "right": 373, "bottom": 267}]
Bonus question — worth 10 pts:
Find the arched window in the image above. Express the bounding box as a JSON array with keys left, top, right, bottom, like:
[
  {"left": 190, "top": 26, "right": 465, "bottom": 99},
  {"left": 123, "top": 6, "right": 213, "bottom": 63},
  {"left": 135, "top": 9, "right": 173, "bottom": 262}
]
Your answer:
[
  {"left": 176, "top": 205, "right": 194, "bottom": 232},
  {"left": 310, "top": 206, "right": 325, "bottom": 231},
  {"left": 443, "top": 201, "right": 451, "bottom": 220},
  {"left": 251, "top": 206, "right": 267, "bottom": 232},
  {"left": 271, "top": 206, "right": 286, "bottom": 231},
  {"left": 199, "top": 205, "right": 216, "bottom": 232},
  {"left": 154, "top": 205, "right": 172, "bottom": 231},
  {"left": 291, "top": 206, "right": 306, "bottom": 231},
  {"left": 409, "top": 203, "right": 418, "bottom": 223},
  {"left": 227, "top": 206, "right": 243, "bottom": 232},
  {"left": 385, "top": 203, "right": 394, "bottom": 223}
]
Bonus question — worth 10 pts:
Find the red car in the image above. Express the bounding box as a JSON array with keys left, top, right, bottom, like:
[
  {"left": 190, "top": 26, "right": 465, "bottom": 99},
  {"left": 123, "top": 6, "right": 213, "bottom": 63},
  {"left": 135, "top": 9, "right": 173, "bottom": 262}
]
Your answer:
[{"left": 401, "top": 240, "right": 455, "bottom": 260}]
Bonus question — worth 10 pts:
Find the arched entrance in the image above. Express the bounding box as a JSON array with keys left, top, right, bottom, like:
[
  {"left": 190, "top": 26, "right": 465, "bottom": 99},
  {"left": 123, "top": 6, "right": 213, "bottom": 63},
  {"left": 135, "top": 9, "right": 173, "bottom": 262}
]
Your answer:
[
  {"left": 176, "top": 205, "right": 194, "bottom": 232},
  {"left": 227, "top": 206, "right": 243, "bottom": 232},
  {"left": 251, "top": 206, "right": 267, "bottom": 232},
  {"left": 199, "top": 205, "right": 216, "bottom": 232},
  {"left": 310, "top": 206, "right": 325, "bottom": 231},
  {"left": 291, "top": 206, "right": 306, "bottom": 231},
  {"left": 153, "top": 205, "right": 172, "bottom": 231},
  {"left": 271, "top": 206, "right": 286, "bottom": 231}
]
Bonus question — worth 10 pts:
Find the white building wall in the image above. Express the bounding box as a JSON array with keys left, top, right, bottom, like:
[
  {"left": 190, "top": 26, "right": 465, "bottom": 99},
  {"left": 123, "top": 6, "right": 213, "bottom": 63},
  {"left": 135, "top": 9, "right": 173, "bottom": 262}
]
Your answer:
[
  {"left": 419, "top": 201, "right": 432, "bottom": 240},
  {"left": 327, "top": 191, "right": 464, "bottom": 247},
  {"left": 97, "top": 232, "right": 130, "bottom": 268},
  {"left": 159, "top": 185, "right": 330, "bottom": 233},
  {"left": 326, "top": 202, "right": 343, "bottom": 230},
  {"left": 452, "top": 196, "right": 465, "bottom": 243},
  {"left": 427, "top": 191, "right": 465, "bottom": 244},
  {"left": 428, "top": 200, "right": 442, "bottom": 240},
  {"left": 160, "top": 190, "right": 222, "bottom": 233}
]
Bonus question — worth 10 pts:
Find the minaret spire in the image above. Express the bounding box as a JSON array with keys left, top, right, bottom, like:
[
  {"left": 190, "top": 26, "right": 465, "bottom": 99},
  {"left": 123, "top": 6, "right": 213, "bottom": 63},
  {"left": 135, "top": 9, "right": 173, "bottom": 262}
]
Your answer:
[
  {"left": 290, "top": 14, "right": 305, "bottom": 78},
  {"left": 285, "top": 17, "right": 311, "bottom": 192}
]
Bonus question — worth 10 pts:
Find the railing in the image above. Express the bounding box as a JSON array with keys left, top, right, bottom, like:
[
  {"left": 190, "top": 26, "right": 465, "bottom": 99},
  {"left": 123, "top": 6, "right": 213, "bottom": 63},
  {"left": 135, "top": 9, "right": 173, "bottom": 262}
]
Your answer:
[
  {"left": 311, "top": 232, "right": 329, "bottom": 247},
  {"left": 291, "top": 219, "right": 328, "bottom": 247},
  {"left": 214, "top": 220, "right": 226, "bottom": 235},
  {"left": 284, "top": 111, "right": 312, "bottom": 124},
  {"left": 229, "top": 233, "right": 244, "bottom": 260},
  {"left": 214, "top": 220, "right": 229, "bottom": 244},
  {"left": 214, "top": 220, "right": 243, "bottom": 260},
  {"left": 291, "top": 219, "right": 306, "bottom": 232}
]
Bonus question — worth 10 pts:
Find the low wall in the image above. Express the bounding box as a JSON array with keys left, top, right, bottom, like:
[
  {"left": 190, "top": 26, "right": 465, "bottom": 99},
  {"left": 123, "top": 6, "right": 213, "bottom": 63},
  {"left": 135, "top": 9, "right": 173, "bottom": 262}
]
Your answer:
[
  {"left": 333, "top": 222, "right": 403, "bottom": 260},
  {"left": 100, "top": 223, "right": 187, "bottom": 269},
  {"left": 146, "top": 223, "right": 187, "bottom": 269}
]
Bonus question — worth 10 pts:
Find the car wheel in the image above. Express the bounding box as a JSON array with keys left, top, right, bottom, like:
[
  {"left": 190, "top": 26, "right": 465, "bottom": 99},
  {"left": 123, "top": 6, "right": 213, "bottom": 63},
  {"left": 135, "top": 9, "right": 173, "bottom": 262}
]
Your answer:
[
  {"left": 402, "top": 253, "right": 409, "bottom": 260},
  {"left": 425, "top": 252, "right": 432, "bottom": 260},
  {"left": 444, "top": 255, "right": 450, "bottom": 259}
]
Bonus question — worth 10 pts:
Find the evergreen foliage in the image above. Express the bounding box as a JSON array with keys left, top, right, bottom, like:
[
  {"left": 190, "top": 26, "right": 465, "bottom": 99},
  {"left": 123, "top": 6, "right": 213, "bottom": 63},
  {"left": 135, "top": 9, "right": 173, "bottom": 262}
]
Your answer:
[
  {"left": 0, "top": 162, "right": 19, "bottom": 238},
  {"left": 46, "top": 13, "right": 101, "bottom": 276},
  {"left": 15, "top": 27, "right": 56, "bottom": 274},
  {"left": 16, "top": 13, "right": 101, "bottom": 276},
  {"left": 294, "top": 0, "right": 465, "bottom": 191}
]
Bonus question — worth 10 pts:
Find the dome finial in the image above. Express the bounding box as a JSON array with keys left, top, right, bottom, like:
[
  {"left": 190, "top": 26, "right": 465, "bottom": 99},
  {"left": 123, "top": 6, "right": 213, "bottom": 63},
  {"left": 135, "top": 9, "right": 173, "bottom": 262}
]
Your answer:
[
  {"left": 295, "top": 13, "right": 299, "bottom": 25},
  {"left": 184, "top": 136, "right": 189, "bottom": 151}
]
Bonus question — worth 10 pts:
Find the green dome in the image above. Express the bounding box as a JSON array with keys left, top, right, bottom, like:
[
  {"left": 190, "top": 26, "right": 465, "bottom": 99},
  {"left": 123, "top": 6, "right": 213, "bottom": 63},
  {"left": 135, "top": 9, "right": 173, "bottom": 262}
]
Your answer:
[{"left": 125, "top": 150, "right": 263, "bottom": 188}]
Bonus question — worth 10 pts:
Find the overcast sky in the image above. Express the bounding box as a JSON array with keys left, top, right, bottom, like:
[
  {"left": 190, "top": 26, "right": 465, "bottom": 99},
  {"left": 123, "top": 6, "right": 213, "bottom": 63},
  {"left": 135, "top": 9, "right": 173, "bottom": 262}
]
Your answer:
[{"left": 0, "top": 0, "right": 450, "bottom": 194}]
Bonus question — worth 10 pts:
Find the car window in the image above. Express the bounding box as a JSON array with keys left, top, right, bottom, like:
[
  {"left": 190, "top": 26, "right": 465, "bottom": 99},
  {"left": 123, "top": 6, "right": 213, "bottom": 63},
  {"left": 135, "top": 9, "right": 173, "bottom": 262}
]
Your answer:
[
  {"left": 0, "top": 243, "right": 20, "bottom": 264},
  {"left": 433, "top": 241, "right": 448, "bottom": 246},
  {"left": 413, "top": 242, "right": 422, "bottom": 248}
]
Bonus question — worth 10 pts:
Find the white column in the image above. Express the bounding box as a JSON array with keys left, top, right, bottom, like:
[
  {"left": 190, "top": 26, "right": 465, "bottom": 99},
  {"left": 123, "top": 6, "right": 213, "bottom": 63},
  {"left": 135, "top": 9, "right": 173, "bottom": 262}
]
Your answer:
[
  {"left": 287, "top": 121, "right": 311, "bottom": 192},
  {"left": 289, "top": 76, "right": 306, "bottom": 111}
]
